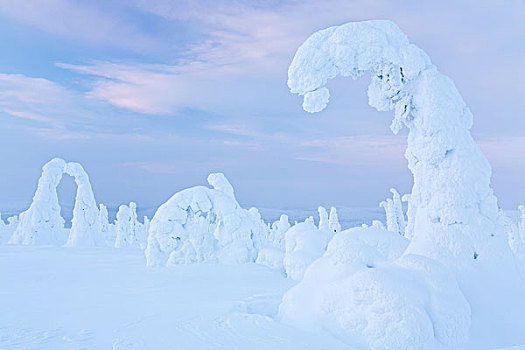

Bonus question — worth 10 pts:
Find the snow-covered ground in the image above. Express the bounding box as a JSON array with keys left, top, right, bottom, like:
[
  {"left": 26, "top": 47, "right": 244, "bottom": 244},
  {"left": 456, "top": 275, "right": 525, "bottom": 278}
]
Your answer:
[{"left": 0, "top": 245, "right": 350, "bottom": 349}]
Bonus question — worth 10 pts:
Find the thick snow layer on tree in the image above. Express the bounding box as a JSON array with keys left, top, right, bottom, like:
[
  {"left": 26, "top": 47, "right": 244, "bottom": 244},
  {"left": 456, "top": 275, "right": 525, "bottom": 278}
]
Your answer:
[
  {"left": 115, "top": 204, "right": 136, "bottom": 248},
  {"left": 145, "top": 173, "right": 267, "bottom": 266},
  {"left": 256, "top": 214, "right": 291, "bottom": 271},
  {"left": 0, "top": 214, "right": 18, "bottom": 244},
  {"left": 279, "top": 227, "right": 471, "bottom": 350},
  {"left": 328, "top": 207, "right": 341, "bottom": 234},
  {"left": 282, "top": 219, "right": 331, "bottom": 280},
  {"left": 9, "top": 158, "right": 107, "bottom": 247},
  {"left": 380, "top": 188, "right": 406, "bottom": 236},
  {"left": 6, "top": 158, "right": 146, "bottom": 248},
  {"left": 64, "top": 162, "right": 101, "bottom": 247},
  {"left": 98, "top": 204, "right": 116, "bottom": 246},
  {"left": 114, "top": 202, "right": 149, "bottom": 249},
  {"left": 9, "top": 158, "right": 68, "bottom": 245},
  {"left": 317, "top": 206, "right": 329, "bottom": 230},
  {"left": 288, "top": 19, "right": 502, "bottom": 268},
  {"left": 285, "top": 19, "right": 525, "bottom": 349}
]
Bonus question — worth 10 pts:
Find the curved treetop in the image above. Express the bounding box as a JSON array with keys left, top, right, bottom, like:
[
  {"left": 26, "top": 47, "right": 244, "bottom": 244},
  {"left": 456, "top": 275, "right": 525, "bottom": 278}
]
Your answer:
[{"left": 289, "top": 20, "right": 432, "bottom": 133}]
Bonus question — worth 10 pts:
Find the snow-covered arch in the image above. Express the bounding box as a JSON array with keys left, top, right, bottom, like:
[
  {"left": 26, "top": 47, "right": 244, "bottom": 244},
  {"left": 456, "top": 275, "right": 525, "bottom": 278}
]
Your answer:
[
  {"left": 287, "top": 20, "right": 500, "bottom": 269},
  {"left": 9, "top": 158, "right": 101, "bottom": 246}
]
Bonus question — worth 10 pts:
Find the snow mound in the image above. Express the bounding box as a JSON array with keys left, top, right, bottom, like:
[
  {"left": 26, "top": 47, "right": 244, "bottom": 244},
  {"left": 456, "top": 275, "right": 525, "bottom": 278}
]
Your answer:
[
  {"left": 279, "top": 227, "right": 470, "bottom": 350},
  {"left": 145, "top": 173, "right": 267, "bottom": 266}
]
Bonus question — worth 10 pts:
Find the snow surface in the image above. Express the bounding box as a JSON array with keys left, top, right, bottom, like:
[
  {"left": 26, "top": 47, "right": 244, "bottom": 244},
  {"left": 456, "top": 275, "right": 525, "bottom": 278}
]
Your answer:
[{"left": 0, "top": 245, "right": 350, "bottom": 349}]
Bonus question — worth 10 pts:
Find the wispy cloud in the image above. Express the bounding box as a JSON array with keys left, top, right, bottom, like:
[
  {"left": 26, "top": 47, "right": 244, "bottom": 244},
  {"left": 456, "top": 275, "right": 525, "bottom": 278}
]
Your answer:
[
  {"left": 0, "top": 73, "right": 77, "bottom": 132},
  {"left": 0, "top": 72, "right": 159, "bottom": 141},
  {"left": 2, "top": 109, "right": 59, "bottom": 126},
  {"left": 56, "top": 61, "right": 195, "bottom": 115},
  {"left": 204, "top": 123, "right": 262, "bottom": 138},
  {"left": 0, "top": 0, "right": 158, "bottom": 51}
]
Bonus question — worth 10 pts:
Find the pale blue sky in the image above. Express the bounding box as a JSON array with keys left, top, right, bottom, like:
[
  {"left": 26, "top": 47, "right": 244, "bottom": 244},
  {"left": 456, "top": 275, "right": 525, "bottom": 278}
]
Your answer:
[{"left": 0, "top": 0, "right": 524, "bottom": 217}]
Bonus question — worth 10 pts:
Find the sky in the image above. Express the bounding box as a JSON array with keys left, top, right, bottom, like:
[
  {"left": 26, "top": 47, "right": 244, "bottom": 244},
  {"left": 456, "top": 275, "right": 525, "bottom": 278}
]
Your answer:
[{"left": 0, "top": 0, "right": 524, "bottom": 218}]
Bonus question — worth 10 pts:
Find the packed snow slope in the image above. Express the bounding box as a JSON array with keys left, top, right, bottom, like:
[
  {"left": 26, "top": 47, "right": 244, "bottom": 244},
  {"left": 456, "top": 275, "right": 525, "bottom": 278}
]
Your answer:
[{"left": 282, "top": 19, "right": 525, "bottom": 350}]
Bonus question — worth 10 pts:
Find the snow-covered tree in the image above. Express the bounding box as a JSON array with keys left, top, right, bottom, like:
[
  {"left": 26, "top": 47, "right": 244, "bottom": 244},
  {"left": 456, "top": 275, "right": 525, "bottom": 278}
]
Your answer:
[
  {"left": 280, "top": 19, "right": 524, "bottom": 349},
  {"left": 371, "top": 219, "right": 385, "bottom": 230},
  {"left": 379, "top": 188, "right": 406, "bottom": 236},
  {"left": 255, "top": 213, "right": 289, "bottom": 271},
  {"left": 287, "top": 19, "right": 504, "bottom": 269},
  {"left": 518, "top": 205, "right": 525, "bottom": 237},
  {"left": 379, "top": 198, "right": 395, "bottom": 233},
  {"left": 317, "top": 206, "right": 329, "bottom": 231},
  {"left": 115, "top": 204, "right": 137, "bottom": 248},
  {"left": 328, "top": 206, "right": 341, "bottom": 233},
  {"left": 64, "top": 162, "right": 101, "bottom": 247},
  {"left": 114, "top": 202, "right": 149, "bottom": 249},
  {"left": 98, "top": 204, "right": 109, "bottom": 234},
  {"left": 145, "top": 173, "right": 267, "bottom": 266},
  {"left": 9, "top": 158, "right": 67, "bottom": 245},
  {"left": 0, "top": 213, "right": 18, "bottom": 244},
  {"left": 401, "top": 193, "right": 415, "bottom": 239},
  {"left": 283, "top": 219, "right": 331, "bottom": 280}
]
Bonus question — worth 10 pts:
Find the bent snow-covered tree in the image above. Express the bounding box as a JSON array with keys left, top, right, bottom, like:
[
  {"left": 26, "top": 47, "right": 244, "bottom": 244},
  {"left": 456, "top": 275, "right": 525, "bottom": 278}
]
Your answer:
[
  {"left": 280, "top": 20, "right": 525, "bottom": 350},
  {"left": 64, "top": 162, "right": 101, "bottom": 247},
  {"left": 145, "top": 173, "right": 267, "bottom": 266},
  {"left": 9, "top": 158, "right": 67, "bottom": 245},
  {"left": 287, "top": 19, "right": 500, "bottom": 268}
]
